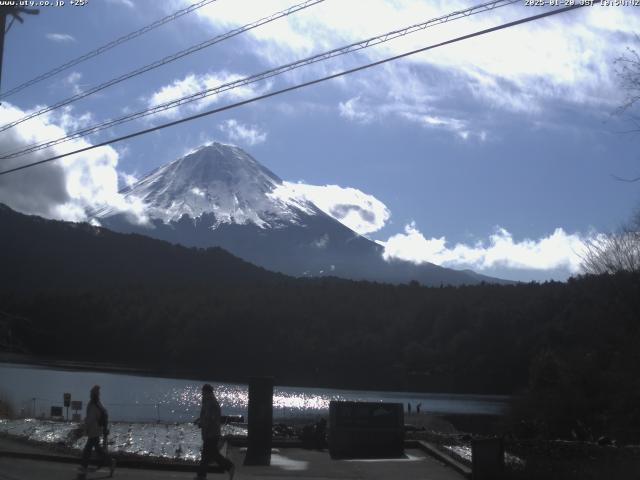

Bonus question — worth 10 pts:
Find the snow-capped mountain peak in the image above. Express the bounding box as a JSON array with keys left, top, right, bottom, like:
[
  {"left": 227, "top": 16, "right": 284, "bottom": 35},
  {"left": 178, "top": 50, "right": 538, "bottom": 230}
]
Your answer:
[
  {"left": 95, "top": 142, "right": 511, "bottom": 286},
  {"left": 101, "top": 142, "right": 317, "bottom": 228}
]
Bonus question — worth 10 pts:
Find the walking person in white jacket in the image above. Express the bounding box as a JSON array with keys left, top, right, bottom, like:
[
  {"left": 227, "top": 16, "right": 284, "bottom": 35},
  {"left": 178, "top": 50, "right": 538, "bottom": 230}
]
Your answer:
[
  {"left": 194, "top": 384, "right": 235, "bottom": 479},
  {"left": 78, "top": 385, "right": 116, "bottom": 477}
]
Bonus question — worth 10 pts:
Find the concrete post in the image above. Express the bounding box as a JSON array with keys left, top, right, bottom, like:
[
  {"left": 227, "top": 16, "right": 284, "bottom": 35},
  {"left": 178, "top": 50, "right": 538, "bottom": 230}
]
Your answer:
[
  {"left": 472, "top": 437, "right": 504, "bottom": 480},
  {"left": 244, "top": 377, "right": 273, "bottom": 466}
]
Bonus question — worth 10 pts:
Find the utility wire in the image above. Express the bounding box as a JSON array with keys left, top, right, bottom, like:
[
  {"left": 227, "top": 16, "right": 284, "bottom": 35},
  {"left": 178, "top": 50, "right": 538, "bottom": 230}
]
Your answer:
[
  {"left": 0, "top": 0, "right": 325, "bottom": 132},
  {"left": 0, "top": 0, "right": 220, "bottom": 101},
  {"left": 0, "top": 0, "right": 519, "bottom": 160},
  {"left": 5, "top": 16, "right": 16, "bottom": 34},
  {"left": 0, "top": 2, "right": 596, "bottom": 177}
]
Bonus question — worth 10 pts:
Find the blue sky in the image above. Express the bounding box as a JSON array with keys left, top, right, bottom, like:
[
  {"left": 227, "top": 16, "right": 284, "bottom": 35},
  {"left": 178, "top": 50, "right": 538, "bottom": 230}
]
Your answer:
[{"left": 0, "top": 0, "right": 639, "bottom": 281}]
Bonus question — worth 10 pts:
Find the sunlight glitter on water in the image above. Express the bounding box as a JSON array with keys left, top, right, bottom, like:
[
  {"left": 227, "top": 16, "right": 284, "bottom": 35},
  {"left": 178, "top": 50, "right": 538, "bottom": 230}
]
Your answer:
[
  {"left": 158, "top": 384, "right": 249, "bottom": 419},
  {"left": 1, "top": 363, "right": 510, "bottom": 423},
  {"left": 158, "top": 384, "right": 338, "bottom": 418},
  {"left": 272, "top": 390, "right": 350, "bottom": 415},
  {"left": 0, "top": 419, "right": 247, "bottom": 461}
]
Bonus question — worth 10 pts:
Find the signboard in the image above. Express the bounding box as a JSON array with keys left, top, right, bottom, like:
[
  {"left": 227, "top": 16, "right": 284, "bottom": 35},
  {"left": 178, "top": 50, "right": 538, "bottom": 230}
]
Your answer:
[
  {"left": 332, "top": 402, "right": 402, "bottom": 428},
  {"left": 329, "top": 401, "right": 404, "bottom": 459},
  {"left": 63, "top": 393, "right": 71, "bottom": 407},
  {"left": 71, "top": 400, "right": 83, "bottom": 411},
  {"left": 50, "top": 406, "right": 63, "bottom": 417},
  {"left": 472, "top": 438, "right": 504, "bottom": 480}
]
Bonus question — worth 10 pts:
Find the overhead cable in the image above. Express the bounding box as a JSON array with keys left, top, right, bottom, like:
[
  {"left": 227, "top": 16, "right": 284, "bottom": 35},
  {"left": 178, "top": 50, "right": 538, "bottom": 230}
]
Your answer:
[
  {"left": 0, "top": 0, "right": 519, "bottom": 160},
  {"left": 0, "top": 2, "right": 597, "bottom": 176},
  {"left": 0, "top": 0, "right": 219, "bottom": 100},
  {"left": 0, "top": 0, "right": 325, "bottom": 132}
]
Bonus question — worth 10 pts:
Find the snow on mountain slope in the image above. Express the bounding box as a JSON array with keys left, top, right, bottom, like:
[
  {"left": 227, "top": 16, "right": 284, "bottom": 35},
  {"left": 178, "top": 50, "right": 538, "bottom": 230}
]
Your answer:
[
  {"left": 95, "top": 142, "right": 512, "bottom": 285},
  {"left": 97, "top": 143, "right": 318, "bottom": 229}
]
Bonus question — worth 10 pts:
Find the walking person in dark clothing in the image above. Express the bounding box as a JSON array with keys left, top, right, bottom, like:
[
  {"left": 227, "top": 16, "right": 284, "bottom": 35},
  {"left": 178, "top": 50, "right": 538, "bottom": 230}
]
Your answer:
[
  {"left": 194, "top": 384, "right": 235, "bottom": 480},
  {"left": 78, "top": 385, "right": 116, "bottom": 478}
]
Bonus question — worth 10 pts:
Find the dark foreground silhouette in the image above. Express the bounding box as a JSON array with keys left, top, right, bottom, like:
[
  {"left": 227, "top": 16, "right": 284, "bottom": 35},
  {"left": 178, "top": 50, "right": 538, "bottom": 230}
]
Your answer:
[{"left": 1, "top": 204, "right": 639, "bottom": 447}]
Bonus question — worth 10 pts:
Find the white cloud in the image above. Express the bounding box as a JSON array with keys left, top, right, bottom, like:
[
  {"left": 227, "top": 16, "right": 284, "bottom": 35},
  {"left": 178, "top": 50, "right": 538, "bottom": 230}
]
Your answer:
[
  {"left": 338, "top": 85, "right": 485, "bottom": 140},
  {"left": 218, "top": 119, "right": 267, "bottom": 146},
  {"left": 105, "top": 0, "right": 134, "bottom": 8},
  {"left": 273, "top": 181, "right": 390, "bottom": 235},
  {"left": 0, "top": 103, "right": 146, "bottom": 224},
  {"left": 146, "top": 71, "right": 268, "bottom": 120},
  {"left": 400, "top": 112, "right": 471, "bottom": 140},
  {"left": 381, "top": 222, "right": 594, "bottom": 273},
  {"left": 339, "top": 97, "right": 375, "bottom": 124},
  {"left": 185, "top": 0, "right": 638, "bottom": 113},
  {"left": 118, "top": 171, "right": 139, "bottom": 189},
  {"left": 188, "top": 0, "right": 323, "bottom": 64},
  {"left": 333, "top": 63, "right": 495, "bottom": 138},
  {"left": 46, "top": 33, "right": 75, "bottom": 43},
  {"left": 62, "top": 72, "right": 83, "bottom": 96},
  {"left": 52, "top": 105, "right": 94, "bottom": 132}
]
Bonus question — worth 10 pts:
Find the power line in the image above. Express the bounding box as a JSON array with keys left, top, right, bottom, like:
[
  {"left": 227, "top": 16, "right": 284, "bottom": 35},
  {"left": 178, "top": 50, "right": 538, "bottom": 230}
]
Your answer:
[
  {"left": 0, "top": 6, "right": 39, "bottom": 98},
  {"left": 4, "top": 17, "right": 16, "bottom": 35},
  {"left": 0, "top": 0, "right": 219, "bottom": 101},
  {"left": 0, "top": 2, "right": 596, "bottom": 177},
  {"left": 0, "top": 0, "right": 325, "bottom": 132},
  {"left": 0, "top": 0, "right": 519, "bottom": 160},
  {"left": 0, "top": 0, "right": 517, "bottom": 158}
]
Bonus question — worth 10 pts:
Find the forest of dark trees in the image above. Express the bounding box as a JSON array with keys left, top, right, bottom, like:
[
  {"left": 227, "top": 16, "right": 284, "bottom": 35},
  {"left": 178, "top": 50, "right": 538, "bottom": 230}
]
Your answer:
[{"left": 1, "top": 204, "right": 640, "bottom": 442}]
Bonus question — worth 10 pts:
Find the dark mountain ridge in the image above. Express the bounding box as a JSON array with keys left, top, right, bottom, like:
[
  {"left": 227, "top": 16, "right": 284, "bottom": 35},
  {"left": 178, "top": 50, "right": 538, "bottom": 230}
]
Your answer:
[
  {"left": 97, "top": 143, "right": 512, "bottom": 286},
  {"left": 0, "top": 203, "right": 285, "bottom": 291}
]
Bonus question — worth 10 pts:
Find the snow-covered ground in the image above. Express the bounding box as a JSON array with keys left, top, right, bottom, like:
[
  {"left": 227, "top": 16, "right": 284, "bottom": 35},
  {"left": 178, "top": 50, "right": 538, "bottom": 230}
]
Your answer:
[
  {"left": 0, "top": 418, "right": 246, "bottom": 461},
  {"left": 442, "top": 444, "right": 525, "bottom": 468}
]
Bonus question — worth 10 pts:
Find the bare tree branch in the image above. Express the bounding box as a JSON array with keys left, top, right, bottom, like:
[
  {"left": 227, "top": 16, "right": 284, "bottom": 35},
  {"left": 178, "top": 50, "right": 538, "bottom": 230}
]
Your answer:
[{"left": 581, "top": 211, "right": 640, "bottom": 274}]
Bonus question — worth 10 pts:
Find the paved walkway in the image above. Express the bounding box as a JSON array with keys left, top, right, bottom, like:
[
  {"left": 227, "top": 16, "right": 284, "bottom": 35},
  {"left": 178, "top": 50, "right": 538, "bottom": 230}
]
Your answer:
[
  {"left": 1, "top": 450, "right": 465, "bottom": 480},
  {"left": 0, "top": 436, "right": 466, "bottom": 480}
]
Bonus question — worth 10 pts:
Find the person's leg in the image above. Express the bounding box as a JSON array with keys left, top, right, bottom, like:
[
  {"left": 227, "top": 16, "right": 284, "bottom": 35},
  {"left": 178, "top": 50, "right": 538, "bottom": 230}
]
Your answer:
[
  {"left": 210, "top": 438, "right": 233, "bottom": 471},
  {"left": 93, "top": 438, "right": 110, "bottom": 468},
  {"left": 103, "top": 436, "right": 117, "bottom": 476},
  {"left": 197, "top": 438, "right": 213, "bottom": 478},
  {"left": 80, "top": 437, "right": 98, "bottom": 469}
]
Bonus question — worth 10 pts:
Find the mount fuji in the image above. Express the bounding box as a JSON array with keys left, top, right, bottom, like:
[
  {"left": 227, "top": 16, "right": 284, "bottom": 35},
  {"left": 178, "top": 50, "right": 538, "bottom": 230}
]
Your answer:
[{"left": 96, "top": 143, "right": 508, "bottom": 286}]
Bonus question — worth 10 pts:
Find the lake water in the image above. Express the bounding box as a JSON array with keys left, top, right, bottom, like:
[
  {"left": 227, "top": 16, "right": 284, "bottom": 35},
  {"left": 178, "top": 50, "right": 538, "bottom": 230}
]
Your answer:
[{"left": 0, "top": 362, "right": 509, "bottom": 423}]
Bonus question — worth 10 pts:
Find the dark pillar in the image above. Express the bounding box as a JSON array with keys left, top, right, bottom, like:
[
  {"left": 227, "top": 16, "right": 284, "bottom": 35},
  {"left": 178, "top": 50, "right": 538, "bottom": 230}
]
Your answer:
[
  {"left": 0, "top": 11, "right": 6, "bottom": 95},
  {"left": 472, "top": 437, "right": 504, "bottom": 480},
  {"left": 244, "top": 376, "right": 273, "bottom": 466}
]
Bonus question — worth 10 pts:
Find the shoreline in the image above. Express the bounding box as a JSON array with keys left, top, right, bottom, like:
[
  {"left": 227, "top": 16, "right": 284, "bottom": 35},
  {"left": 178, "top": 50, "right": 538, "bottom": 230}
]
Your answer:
[
  {"left": 0, "top": 352, "right": 517, "bottom": 403},
  {"left": 0, "top": 413, "right": 469, "bottom": 462},
  {"left": 0, "top": 353, "right": 513, "bottom": 400}
]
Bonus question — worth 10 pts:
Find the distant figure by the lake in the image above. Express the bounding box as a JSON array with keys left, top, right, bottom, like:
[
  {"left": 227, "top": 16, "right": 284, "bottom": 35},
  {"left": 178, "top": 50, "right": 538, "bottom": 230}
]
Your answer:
[
  {"left": 78, "top": 385, "right": 116, "bottom": 478},
  {"left": 194, "top": 383, "right": 235, "bottom": 479}
]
